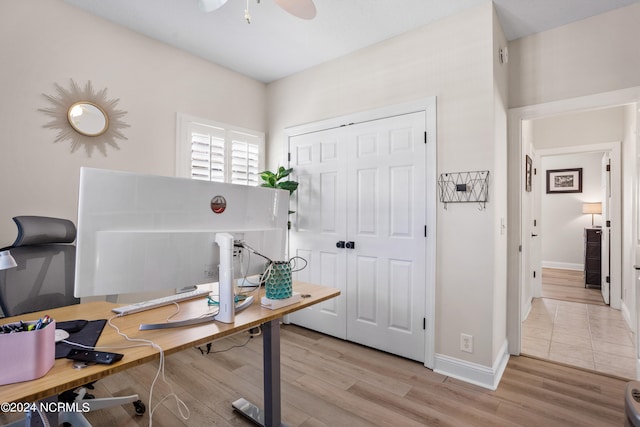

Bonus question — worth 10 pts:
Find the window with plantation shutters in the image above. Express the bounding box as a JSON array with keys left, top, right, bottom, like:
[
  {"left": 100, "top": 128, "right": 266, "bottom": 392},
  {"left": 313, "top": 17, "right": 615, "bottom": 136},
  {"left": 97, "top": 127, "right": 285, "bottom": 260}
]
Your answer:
[
  {"left": 230, "top": 132, "right": 261, "bottom": 185},
  {"left": 176, "top": 114, "right": 264, "bottom": 185}
]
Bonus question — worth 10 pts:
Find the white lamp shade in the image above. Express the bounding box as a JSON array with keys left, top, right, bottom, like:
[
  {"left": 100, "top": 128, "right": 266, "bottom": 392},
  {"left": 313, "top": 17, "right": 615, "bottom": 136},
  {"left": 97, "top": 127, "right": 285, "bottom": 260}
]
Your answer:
[
  {"left": 582, "top": 202, "right": 602, "bottom": 215},
  {"left": 0, "top": 250, "right": 17, "bottom": 270}
]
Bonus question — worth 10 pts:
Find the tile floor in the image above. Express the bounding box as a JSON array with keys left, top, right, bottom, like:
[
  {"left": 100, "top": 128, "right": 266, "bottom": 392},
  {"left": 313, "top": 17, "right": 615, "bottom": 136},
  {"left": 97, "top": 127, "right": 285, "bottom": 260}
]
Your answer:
[{"left": 522, "top": 297, "right": 637, "bottom": 379}]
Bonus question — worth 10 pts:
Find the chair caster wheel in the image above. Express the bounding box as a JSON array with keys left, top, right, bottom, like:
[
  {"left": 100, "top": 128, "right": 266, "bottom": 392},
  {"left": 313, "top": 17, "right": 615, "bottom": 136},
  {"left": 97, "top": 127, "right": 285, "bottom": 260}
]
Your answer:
[{"left": 133, "top": 400, "right": 146, "bottom": 416}]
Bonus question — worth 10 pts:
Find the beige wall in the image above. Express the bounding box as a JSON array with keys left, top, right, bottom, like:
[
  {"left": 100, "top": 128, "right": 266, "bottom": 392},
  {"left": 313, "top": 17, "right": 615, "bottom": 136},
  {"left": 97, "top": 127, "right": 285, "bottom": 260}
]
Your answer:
[
  {"left": 532, "top": 108, "right": 626, "bottom": 150},
  {"left": 0, "top": 0, "right": 266, "bottom": 245},
  {"left": 508, "top": 3, "right": 640, "bottom": 108},
  {"left": 267, "top": 2, "right": 507, "bottom": 369}
]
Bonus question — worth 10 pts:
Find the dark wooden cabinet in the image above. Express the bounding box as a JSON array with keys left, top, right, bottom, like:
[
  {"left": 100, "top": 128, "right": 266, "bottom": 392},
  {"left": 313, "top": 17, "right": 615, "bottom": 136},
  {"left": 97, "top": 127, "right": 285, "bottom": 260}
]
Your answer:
[{"left": 584, "top": 228, "right": 602, "bottom": 288}]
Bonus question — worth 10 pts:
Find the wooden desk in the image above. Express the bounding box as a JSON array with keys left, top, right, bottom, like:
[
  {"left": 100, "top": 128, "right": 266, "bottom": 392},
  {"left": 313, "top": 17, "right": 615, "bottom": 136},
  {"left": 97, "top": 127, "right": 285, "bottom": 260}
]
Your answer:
[{"left": 0, "top": 281, "right": 339, "bottom": 427}]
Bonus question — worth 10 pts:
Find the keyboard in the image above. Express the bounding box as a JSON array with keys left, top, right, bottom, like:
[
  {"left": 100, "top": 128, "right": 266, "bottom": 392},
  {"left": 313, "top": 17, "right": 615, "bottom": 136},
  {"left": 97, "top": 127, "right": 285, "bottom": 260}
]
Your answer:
[{"left": 112, "top": 288, "right": 211, "bottom": 316}]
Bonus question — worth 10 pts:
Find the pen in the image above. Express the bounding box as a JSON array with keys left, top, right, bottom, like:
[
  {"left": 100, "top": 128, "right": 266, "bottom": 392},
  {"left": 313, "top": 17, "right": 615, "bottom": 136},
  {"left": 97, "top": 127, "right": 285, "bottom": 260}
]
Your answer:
[{"left": 34, "top": 315, "right": 51, "bottom": 330}]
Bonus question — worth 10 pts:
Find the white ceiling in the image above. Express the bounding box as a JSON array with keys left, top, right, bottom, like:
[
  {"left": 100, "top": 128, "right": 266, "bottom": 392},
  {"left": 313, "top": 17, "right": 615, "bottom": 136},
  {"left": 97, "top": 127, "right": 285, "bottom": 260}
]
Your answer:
[{"left": 64, "top": 0, "right": 640, "bottom": 83}]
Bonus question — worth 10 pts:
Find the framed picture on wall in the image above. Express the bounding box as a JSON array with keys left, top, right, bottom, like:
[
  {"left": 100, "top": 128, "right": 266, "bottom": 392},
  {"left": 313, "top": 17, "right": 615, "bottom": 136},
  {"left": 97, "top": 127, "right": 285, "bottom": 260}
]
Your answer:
[
  {"left": 546, "top": 168, "right": 582, "bottom": 194},
  {"left": 525, "top": 155, "right": 532, "bottom": 192}
]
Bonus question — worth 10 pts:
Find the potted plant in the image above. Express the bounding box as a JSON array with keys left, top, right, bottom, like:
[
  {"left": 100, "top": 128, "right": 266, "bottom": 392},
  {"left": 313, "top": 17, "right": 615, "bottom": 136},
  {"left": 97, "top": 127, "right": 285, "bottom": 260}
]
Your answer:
[{"left": 260, "top": 166, "right": 298, "bottom": 228}]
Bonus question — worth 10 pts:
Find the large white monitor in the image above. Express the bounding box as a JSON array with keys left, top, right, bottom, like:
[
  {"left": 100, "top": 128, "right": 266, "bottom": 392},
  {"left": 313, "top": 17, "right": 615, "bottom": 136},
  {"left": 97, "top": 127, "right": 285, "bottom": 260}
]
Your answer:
[{"left": 74, "top": 167, "right": 288, "bottom": 299}]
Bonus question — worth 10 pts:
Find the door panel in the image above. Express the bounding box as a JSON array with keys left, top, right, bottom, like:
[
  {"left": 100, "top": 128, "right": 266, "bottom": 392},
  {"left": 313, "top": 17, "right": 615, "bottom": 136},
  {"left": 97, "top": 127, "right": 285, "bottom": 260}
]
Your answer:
[
  {"left": 388, "top": 259, "right": 412, "bottom": 331},
  {"left": 390, "top": 166, "right": 413, "bottom": 237},
  {"left": 288, "top": 130, "right": 348, "bottom": 338},
  {"left": 289, "top": 111, "right": 427, "bottom": 362},
  {"left": 346, "top": 113, "right": 426, "bottom": 361},
  {"left": 356, "top": 168, "right": 377, "bottom": 234},
  {"left": 354, "top": 255, "right": 377, "bottom": 322}
]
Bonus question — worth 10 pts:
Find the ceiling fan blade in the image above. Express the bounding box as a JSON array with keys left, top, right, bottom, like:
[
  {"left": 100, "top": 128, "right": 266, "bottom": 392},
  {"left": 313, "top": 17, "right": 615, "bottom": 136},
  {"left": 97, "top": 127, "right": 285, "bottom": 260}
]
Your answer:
[
  {"left": 198, "top": 0, "right": 228, "bottom": 13},
  {"left": 273, "top": 0, "right": 316, "bottom": 20}
]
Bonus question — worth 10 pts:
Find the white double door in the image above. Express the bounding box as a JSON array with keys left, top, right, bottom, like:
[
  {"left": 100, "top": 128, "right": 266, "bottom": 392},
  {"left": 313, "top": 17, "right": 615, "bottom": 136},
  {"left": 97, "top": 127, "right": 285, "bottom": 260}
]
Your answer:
[{"left": 288, "top": 112, "right": 428, "bottom": 363}]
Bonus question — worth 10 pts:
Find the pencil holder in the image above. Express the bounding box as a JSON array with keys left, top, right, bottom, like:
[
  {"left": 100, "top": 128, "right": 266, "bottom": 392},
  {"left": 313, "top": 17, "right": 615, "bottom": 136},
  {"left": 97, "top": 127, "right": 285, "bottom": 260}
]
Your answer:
[
  {"left": 0, "top": 320, "right": 55, "bottom": 385},
  {"left": 264, "top": 261, "right": 293, "bottom": 300}
]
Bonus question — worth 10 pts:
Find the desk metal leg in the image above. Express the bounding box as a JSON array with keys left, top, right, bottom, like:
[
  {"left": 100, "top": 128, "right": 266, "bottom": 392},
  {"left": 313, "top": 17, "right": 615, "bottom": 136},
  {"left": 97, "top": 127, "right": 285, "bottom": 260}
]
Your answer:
[{"left": 232, "top": 319, "right": 288, "bottom": 427}]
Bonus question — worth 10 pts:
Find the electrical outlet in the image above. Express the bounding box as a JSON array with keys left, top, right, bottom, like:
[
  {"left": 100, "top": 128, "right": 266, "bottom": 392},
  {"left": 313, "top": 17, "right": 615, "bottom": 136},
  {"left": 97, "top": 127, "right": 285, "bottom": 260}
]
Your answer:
[
  {"left": 460, "top": 333, "right": 473, "bottom": 353},
  {"left": 233, "top": 239, "right": 243, "bottom": 257}
]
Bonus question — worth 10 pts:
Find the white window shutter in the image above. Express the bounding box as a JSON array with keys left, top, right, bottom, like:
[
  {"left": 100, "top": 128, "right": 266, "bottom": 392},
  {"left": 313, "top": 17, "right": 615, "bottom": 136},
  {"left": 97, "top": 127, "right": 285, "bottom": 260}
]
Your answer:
[
  {"left": 230, "top": 131, "right": 261, "bottom": 186},
  {"left": 189, "top": 124, "right": 226, "bottom": 182},
  {"left": 177, "top": 114, "right": 264, "bottom": 186}
]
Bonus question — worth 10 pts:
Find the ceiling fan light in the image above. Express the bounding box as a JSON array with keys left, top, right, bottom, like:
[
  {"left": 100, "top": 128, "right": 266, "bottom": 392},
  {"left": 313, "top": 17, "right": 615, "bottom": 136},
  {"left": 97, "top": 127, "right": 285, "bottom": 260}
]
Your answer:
[
  {"left": 198, "top": 0, "right": 228, "bottom": 13},
  {"left": 274, "top": 0, "right": 316, "bottom": 20}
]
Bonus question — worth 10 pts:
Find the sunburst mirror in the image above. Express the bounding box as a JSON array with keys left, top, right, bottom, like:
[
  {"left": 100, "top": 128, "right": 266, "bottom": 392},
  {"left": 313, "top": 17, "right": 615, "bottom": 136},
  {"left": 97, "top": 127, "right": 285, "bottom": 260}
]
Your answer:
[{"left": 39, "top": 79, "right": 129, "bottom": 156}]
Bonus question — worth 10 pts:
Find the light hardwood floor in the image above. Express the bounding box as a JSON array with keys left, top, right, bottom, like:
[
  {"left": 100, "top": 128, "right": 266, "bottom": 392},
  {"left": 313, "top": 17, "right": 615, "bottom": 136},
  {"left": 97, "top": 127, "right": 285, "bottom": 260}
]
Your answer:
[
  {"left": 539, "top": 268, "right": 605, "bottom": 306},
  {"left": 522, "top": 267, "right": 636, "bottom": 379},
  {"left": 18, "top": 325, "right": 627, "bottom": 426}
]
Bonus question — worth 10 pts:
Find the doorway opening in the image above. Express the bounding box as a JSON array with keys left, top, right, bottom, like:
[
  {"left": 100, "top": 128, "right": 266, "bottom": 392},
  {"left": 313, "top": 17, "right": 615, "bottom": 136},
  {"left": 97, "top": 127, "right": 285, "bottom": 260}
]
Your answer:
[
  {"left": 521, "top": 138, "right": 633, "bottom": 378},
  {"left": 506, "top": 89, "right": 639, "bottom": 381}
]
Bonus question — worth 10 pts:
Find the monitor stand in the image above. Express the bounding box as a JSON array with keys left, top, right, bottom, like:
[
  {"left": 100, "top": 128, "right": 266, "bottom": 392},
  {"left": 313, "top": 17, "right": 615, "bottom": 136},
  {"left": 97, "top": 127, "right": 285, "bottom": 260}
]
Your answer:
[{"left": 138, "top": 295, "right": 254, "bottom": 330}]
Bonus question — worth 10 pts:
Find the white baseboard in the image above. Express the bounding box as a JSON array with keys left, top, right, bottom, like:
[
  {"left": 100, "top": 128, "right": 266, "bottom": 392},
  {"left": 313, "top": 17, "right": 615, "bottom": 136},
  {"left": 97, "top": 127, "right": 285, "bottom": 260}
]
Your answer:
[
  {"left": 433, "top": 340, "right": 509, "bottom": 390},
  {"left": 522, "top": 299, "right": 532, "bottom": 322},
  {"left": 621, "top": 301, "right": 633, "bottom": 331},
  {"left": 541, "top": 261, "right": 582, "bottom": 271}
]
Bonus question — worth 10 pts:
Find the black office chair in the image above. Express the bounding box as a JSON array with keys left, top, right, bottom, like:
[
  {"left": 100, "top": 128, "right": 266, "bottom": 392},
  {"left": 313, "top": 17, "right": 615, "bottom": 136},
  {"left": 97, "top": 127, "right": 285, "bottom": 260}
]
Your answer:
[
  {"left": 0, "top": 216, "right": 144, "bottom": 424},
  {"left": 0, "top": 216, "right": 79, "bottom": 318}
]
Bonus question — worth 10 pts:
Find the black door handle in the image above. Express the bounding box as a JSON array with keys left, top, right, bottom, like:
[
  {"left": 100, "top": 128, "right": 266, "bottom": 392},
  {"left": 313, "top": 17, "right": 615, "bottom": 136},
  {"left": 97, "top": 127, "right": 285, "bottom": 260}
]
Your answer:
[
  {"left": 336, "top": 241, "right": 345, "bottom": 248},
  {"left": 345, "top": 241, "right": 355, "bottom": 249},
  {"left": 531, "top": 234, "right": 538, "bottom": 237}
]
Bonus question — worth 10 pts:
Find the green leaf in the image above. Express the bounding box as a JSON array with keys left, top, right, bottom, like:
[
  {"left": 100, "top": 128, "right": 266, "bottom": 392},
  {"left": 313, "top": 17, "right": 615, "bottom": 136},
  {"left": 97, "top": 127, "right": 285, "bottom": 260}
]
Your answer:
[
  {"left": 260, "top": 168, "right": 298, "bottom": 194},
  {"left": 260, "top": 171, "right": 275, "bottom": 183},
  {"left": 278, "top": 181, "right": 298, "bottom": 194},
  {"left": 277, "top": 167, "right": 293, "bottom": 180}
]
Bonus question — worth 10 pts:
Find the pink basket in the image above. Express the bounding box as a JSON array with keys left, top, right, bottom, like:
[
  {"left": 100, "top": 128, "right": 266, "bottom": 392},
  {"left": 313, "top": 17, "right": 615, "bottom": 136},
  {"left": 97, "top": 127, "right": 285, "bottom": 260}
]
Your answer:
[{"left": 0, "top": 320, "right": 55, "bottom": 386}]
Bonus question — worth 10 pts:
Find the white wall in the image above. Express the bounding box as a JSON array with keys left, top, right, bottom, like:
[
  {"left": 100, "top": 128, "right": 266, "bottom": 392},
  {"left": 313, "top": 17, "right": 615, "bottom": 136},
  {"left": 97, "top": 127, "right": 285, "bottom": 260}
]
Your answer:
[
  {"left": 0, "top": 0, "right": 266, "bottom": 245},
  {"left": 539, "top": 153, "right": 604, "bottom": 269},
  {"left": 267, "top": 2, "right": 508, "bottom": 374},
  {"left": 508, "top": 3, "right": 640, "bottom": 108}
]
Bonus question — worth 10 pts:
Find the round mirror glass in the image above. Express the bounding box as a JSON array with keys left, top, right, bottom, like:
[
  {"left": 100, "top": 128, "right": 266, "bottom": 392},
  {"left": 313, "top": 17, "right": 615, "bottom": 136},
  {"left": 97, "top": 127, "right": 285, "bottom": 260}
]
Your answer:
[{"left": 67, "top": 102, "right": 109, "bottom": 136}]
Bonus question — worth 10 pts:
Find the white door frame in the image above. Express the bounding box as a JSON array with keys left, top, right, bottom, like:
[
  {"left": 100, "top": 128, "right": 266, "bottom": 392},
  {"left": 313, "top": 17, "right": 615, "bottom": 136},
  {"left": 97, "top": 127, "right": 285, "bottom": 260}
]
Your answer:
[
  {"left": 533, "top": 144, "right": 621, "bottom": 305},
  {"left": 283, "top": 97, "right": 437, "bottom": 368},
  {"left": 507, "top": 87, "right": 639, "bottom": 355}
]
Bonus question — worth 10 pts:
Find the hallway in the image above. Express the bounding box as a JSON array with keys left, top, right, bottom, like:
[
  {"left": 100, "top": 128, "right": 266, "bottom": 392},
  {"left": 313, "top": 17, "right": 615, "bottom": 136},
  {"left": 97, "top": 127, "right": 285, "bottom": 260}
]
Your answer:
[{"left": 521, "top": 268, "right": 636, "bottom": 379}]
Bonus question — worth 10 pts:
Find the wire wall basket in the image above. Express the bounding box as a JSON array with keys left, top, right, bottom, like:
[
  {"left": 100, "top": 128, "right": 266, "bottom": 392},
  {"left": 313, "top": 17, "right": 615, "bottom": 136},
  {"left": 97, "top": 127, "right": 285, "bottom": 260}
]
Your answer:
[{"left": 438, "top": 170, "right": 490, "bottom": 210}]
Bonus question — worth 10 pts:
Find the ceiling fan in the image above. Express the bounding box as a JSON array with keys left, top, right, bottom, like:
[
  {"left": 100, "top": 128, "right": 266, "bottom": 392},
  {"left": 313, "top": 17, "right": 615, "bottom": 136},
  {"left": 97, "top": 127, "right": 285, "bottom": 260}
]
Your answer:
[{"left": 198, "top": 0, "right": 316, "bottom": 22}]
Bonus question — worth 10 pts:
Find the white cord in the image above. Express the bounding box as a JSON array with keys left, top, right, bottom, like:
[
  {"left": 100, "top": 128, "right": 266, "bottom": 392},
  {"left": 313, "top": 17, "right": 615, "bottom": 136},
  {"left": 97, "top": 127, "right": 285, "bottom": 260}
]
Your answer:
[
  {"left": 106, "top": 315, "right": 190, "bottom": 427},
  {"left": 34, "top": 405, "right": 51, "bottom": 427},
  {"left": 244, "top": 0, "right": 251, "bottom": 23}
]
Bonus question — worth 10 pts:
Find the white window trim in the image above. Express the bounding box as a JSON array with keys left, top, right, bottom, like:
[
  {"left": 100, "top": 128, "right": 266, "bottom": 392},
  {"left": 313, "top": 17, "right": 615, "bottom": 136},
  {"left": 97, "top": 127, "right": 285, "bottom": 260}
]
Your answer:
[{"left": 175, "top": 112, "right": 265, "bottom": 183}]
